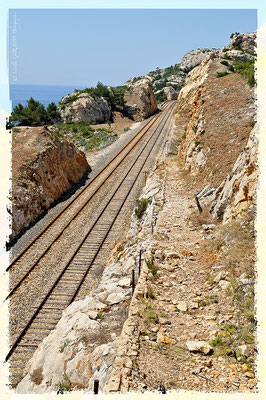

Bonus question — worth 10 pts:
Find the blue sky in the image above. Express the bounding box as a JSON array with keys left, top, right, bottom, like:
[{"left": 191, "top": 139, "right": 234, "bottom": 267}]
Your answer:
[{"left": 9, "top": 8, "right": 257, "bottom": 87}]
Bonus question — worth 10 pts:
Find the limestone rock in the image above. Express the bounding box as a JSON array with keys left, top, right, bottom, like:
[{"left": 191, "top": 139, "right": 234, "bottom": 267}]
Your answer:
[
  {"left": 218, "top": 280, "right": 231, "bottom": 290},
  {"left": 106, "top": 292, "right": 126, "bottom": 305},
  {"left": 180, "top": 48, "right": 215, "bottom": 72},
  {"left": 229, "top": 31, "right": 256, "bottom": 54},
  {"left": 59, "top": 93, "right": 111, "bottom": 123},
  {"left": 163, "top": 86, "right": 178, "bottom": 100},
  {"left": 236, "top": 345, "right": 250, "bottom": 358},
  {"left": 211, "top": 125, "right": 258, "bottom": 222},
  {"left": 124, "top": 78, "right": 158, "bottom": 121},
  {"left": 157, "top": 331, "right": 175, "bottom": 344},
  {"left": 11, "top": 126, "right": 90, "bottom": 240},
  {"left": 186, "top": 341, "right": 213, "bottom": 355},
  {"left": 177, "top": 301, "right": 188, "bottom": 312}
]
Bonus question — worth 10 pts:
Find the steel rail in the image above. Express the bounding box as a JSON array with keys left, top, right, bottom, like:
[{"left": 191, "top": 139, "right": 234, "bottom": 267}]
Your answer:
[
  {"left": 7, "top": 103, "right": 174, "bottom": 298},
  {"left": 6, "top": 102, "right": 176, "bottom": 364},
  {"left": 8, "top": 104, "right": 170, "bottom": 270}
]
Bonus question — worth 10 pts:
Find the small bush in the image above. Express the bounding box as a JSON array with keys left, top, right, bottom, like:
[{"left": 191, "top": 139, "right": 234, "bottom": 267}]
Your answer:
[
  {"left": 220, "top": 60, "right": 229, "bottom": 66},
  {"left": 135, "top": 198, "right": 151, "bottom": 219},
  {"left": 147, "top": 286, "right": 156, "bottom": 299},
  {"left": 230, "top": 32, "right": 240, "bottom": 39},
  {"left": 57, "top": 373, "right": 72, "bottom": 393},
  {"left": 216, "top": 72, "right": 229, "bottom": 78},
  {"left": 222, "top": 54, "right": 232, "bottom": 60},
  {"left": 233, "top": 59, "right": 255, "bottom": 87},
  {"left": 249, "top": 120, "right": 255, "bottom": 128},
  {"left": 96, "top": 311, "right": 103, "bottom": 320},
  {"left": 145, "top": 257, "right": 159, "bottom": 279},
  {"left": 155, "top": 90, "right": 167, "bottom": 104},
  {"left": 138, "top": 301, "right": 159, "bottom": 325}
]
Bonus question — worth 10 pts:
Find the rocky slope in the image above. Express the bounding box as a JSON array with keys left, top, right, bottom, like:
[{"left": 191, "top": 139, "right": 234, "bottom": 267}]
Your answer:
[
  {"left": 175, "top": 32, "right": 256, "bottom": 200},
  {"left": 124, "top": 77, "right": 158, "bottom": 121},
  {"left": 125, "top": 48, "right": 215, "bottom": 102},
  {"left": 11, "top": 126, "right": 90, "bottom": 240}
]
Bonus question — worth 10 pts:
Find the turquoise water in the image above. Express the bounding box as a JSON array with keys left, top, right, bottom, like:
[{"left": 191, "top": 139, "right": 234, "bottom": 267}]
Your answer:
[{"left": 10, "top": 84, "right": 87, "bottom": 109}]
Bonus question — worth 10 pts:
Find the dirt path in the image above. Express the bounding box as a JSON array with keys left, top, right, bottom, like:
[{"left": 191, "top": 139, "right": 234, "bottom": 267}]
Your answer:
[{"left": 126, "top": 152, "right": 256, "bottom": 393}]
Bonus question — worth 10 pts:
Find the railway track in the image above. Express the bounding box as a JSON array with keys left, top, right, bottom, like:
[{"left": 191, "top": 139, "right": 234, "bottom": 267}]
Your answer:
[{"left": 7, "top": 101, "right": 176, "bottom": 387}]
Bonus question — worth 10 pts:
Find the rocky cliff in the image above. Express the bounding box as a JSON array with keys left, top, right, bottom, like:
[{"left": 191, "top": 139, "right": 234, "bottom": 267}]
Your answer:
[
  {"left": 124, "top": 77, "right": 158, "bottom": 121},
  {"left": 211, "top": 125, "right": 258, "bottom": 222},
  {"left": 175, "top": 32, "right": 256, "bottom": 221},
  {"left": 11, "top": 126, "right": 90, "bottom": 240},
  {"left": 59, "top": 93, "right": 111, "bottom": 124}
]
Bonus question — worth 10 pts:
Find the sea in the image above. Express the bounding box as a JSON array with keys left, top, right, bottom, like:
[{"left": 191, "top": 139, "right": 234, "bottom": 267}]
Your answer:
[{"left": 10, "top": 84, "right": 88, "bottom": 110}]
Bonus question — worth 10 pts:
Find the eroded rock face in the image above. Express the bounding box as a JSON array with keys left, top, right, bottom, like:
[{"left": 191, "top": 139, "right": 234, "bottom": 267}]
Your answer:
[
  {"left": 11, "top": 126, "right": 90, "bottom": 239},
  {"left": 211, "top": 125, "right": 258, "bottom": 222},
  {"left": 124, "top": 78, "right": 158, "bottom": 121},
  {"left": 163, "top": 86, "right": 178, "bottom": 100},
  {"left": 180, "top": 48, "right": 215, "bottom": 72},
  {"left": 229, "top": 31, "right": 256, "bottom": 54},
  {"left": 59, "top": 93, "right": 111, "bottom": 123}
]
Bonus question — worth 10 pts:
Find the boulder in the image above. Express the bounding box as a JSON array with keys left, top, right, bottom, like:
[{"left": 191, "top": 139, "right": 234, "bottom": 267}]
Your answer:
[
  {"left": 124, "top": 78, "right": 158, "bottom": 121},
  {"left": 59, "top": 93, "right": 111, "bottom": 123},
  {"left": 186, "top": 341, "right": 213, "bottom": 355}
]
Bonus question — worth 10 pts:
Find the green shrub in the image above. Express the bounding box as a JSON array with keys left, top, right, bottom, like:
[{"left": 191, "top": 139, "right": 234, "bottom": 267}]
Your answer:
[
  {"left": 138, "top": 301, "right": 159, "bottom": 325},
  {"left": 147, "top": 286, "right": 156, "bottom": 299},
  {"left": 135, "top": 198, "right": 151, "bottom": 219},
  {"left": 220, "top": 60, "right": 229, "bottom": 66},
  {"left": 10, "top": 98, "right": 61, "bottom": 126},
  {"left": 58, "top": 82, "right": 129, "bottom": 113},
  {"left": 249, "top": 120, "right": 255, "bottom": 128},
  {"left": 57, "top": 373, "right": 71, "bottom": 393},
  {"left": 145, "top": 257, "right": 159, "bottom": 279},
  {"left": 216, "top": 72, "right": 229, "bottom": 78},
  {"left": 233, "top": 59, "right": 255, "bottom": 87},
  {"left": 230, "top": 32, "right": 240, "bottom": 39},
  {"left": 155, "top": 90, "right": 167, "bottom": 104}
]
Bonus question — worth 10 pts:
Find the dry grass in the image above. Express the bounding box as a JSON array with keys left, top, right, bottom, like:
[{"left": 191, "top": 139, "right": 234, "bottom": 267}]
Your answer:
[{"left": 188, "top": 207, "right": 214, "bottom": 228}]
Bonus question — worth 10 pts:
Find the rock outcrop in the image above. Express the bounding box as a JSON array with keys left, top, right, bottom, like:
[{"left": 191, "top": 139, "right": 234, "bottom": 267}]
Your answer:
[
  {"left": 179, "top": 48, "right": 215, "bottom": 72},
  {"left": 176, "top": 51, "right": 255, "bottom": 189},
  {"left": 174, "top": 32, "right": 257, "bottom": 224},
  {"left": 229, "top": 31, "right": 256, "bottom": 54},
  {"left": 59, "top": 93, "right": 111, "bottom": 123},
  {"left": 124, "top": 78, "right": 158, "bottom": 121},
  {"left": 11, "top": 126, "right": 90, "bottom": 239},
  {"left": 211, "top": 125, "right": 258, "bottom": 221},
  {"left": 162, "top": 86, "right": 178, "bottom": 100},
  {"left": 16, "top": 256, "right": 134, "bottom": 393}
]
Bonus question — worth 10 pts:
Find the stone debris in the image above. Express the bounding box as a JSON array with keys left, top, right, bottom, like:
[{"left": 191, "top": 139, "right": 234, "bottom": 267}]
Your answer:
[
  {"left": 176, "top": 301, "right": 188, "bottom": 312},
  {"left": 186, "top": 341, "right": 213, "bottom": 355}
]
